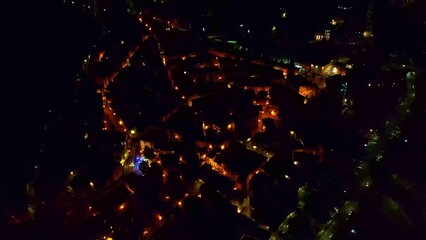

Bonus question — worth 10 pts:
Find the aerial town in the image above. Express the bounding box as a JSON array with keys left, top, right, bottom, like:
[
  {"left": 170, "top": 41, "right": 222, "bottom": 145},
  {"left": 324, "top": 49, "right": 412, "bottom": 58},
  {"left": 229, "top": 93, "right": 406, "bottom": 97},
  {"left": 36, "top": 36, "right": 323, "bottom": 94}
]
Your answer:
[{"left": 4, "top": 0, "right": 426, "bottom": 239}]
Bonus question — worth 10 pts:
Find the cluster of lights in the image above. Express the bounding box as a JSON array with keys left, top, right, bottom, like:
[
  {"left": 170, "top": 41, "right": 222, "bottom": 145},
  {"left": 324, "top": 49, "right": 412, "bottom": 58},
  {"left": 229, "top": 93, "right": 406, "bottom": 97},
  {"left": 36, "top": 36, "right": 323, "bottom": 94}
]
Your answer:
[{"left": 133, "top": 155, "right": 148, "bottom": 176}]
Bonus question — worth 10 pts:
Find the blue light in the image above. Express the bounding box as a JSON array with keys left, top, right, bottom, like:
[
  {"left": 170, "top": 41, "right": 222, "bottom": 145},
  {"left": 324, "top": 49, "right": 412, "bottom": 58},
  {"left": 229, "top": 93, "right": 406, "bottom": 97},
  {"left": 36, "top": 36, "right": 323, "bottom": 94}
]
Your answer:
[{"left": 133, "top": 155, "right": 148, "bottom": 176}]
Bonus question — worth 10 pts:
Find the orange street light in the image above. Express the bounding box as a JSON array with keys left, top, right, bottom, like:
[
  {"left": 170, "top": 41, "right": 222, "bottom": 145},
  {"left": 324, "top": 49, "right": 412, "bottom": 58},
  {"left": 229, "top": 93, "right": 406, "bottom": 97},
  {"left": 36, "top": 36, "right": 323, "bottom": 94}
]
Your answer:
[{"left": 118, "top": 203, "right": 126, "bottom": 211}]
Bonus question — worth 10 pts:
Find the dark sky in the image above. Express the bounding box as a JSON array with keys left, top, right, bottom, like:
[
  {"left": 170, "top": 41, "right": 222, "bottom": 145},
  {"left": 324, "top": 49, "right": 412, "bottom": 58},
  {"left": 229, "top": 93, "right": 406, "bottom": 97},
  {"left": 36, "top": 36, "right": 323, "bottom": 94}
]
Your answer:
[{"left": 1, "top": 0, "right": 98, "bottom": 216}]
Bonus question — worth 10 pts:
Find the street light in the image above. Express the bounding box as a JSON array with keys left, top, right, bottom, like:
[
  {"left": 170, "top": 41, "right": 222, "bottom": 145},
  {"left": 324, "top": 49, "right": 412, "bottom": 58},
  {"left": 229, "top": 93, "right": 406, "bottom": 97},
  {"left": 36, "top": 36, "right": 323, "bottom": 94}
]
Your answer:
[{"left": 118, "top": 203, "right": 126, "bottom": 211}]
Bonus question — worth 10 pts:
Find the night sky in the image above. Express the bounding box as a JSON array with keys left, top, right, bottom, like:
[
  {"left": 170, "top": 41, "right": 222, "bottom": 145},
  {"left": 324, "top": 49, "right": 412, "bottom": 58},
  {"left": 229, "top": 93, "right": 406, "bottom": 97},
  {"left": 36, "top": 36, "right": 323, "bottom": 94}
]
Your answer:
[{"left": 1, "top": 0, "right": 98, "bottom": 215}]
